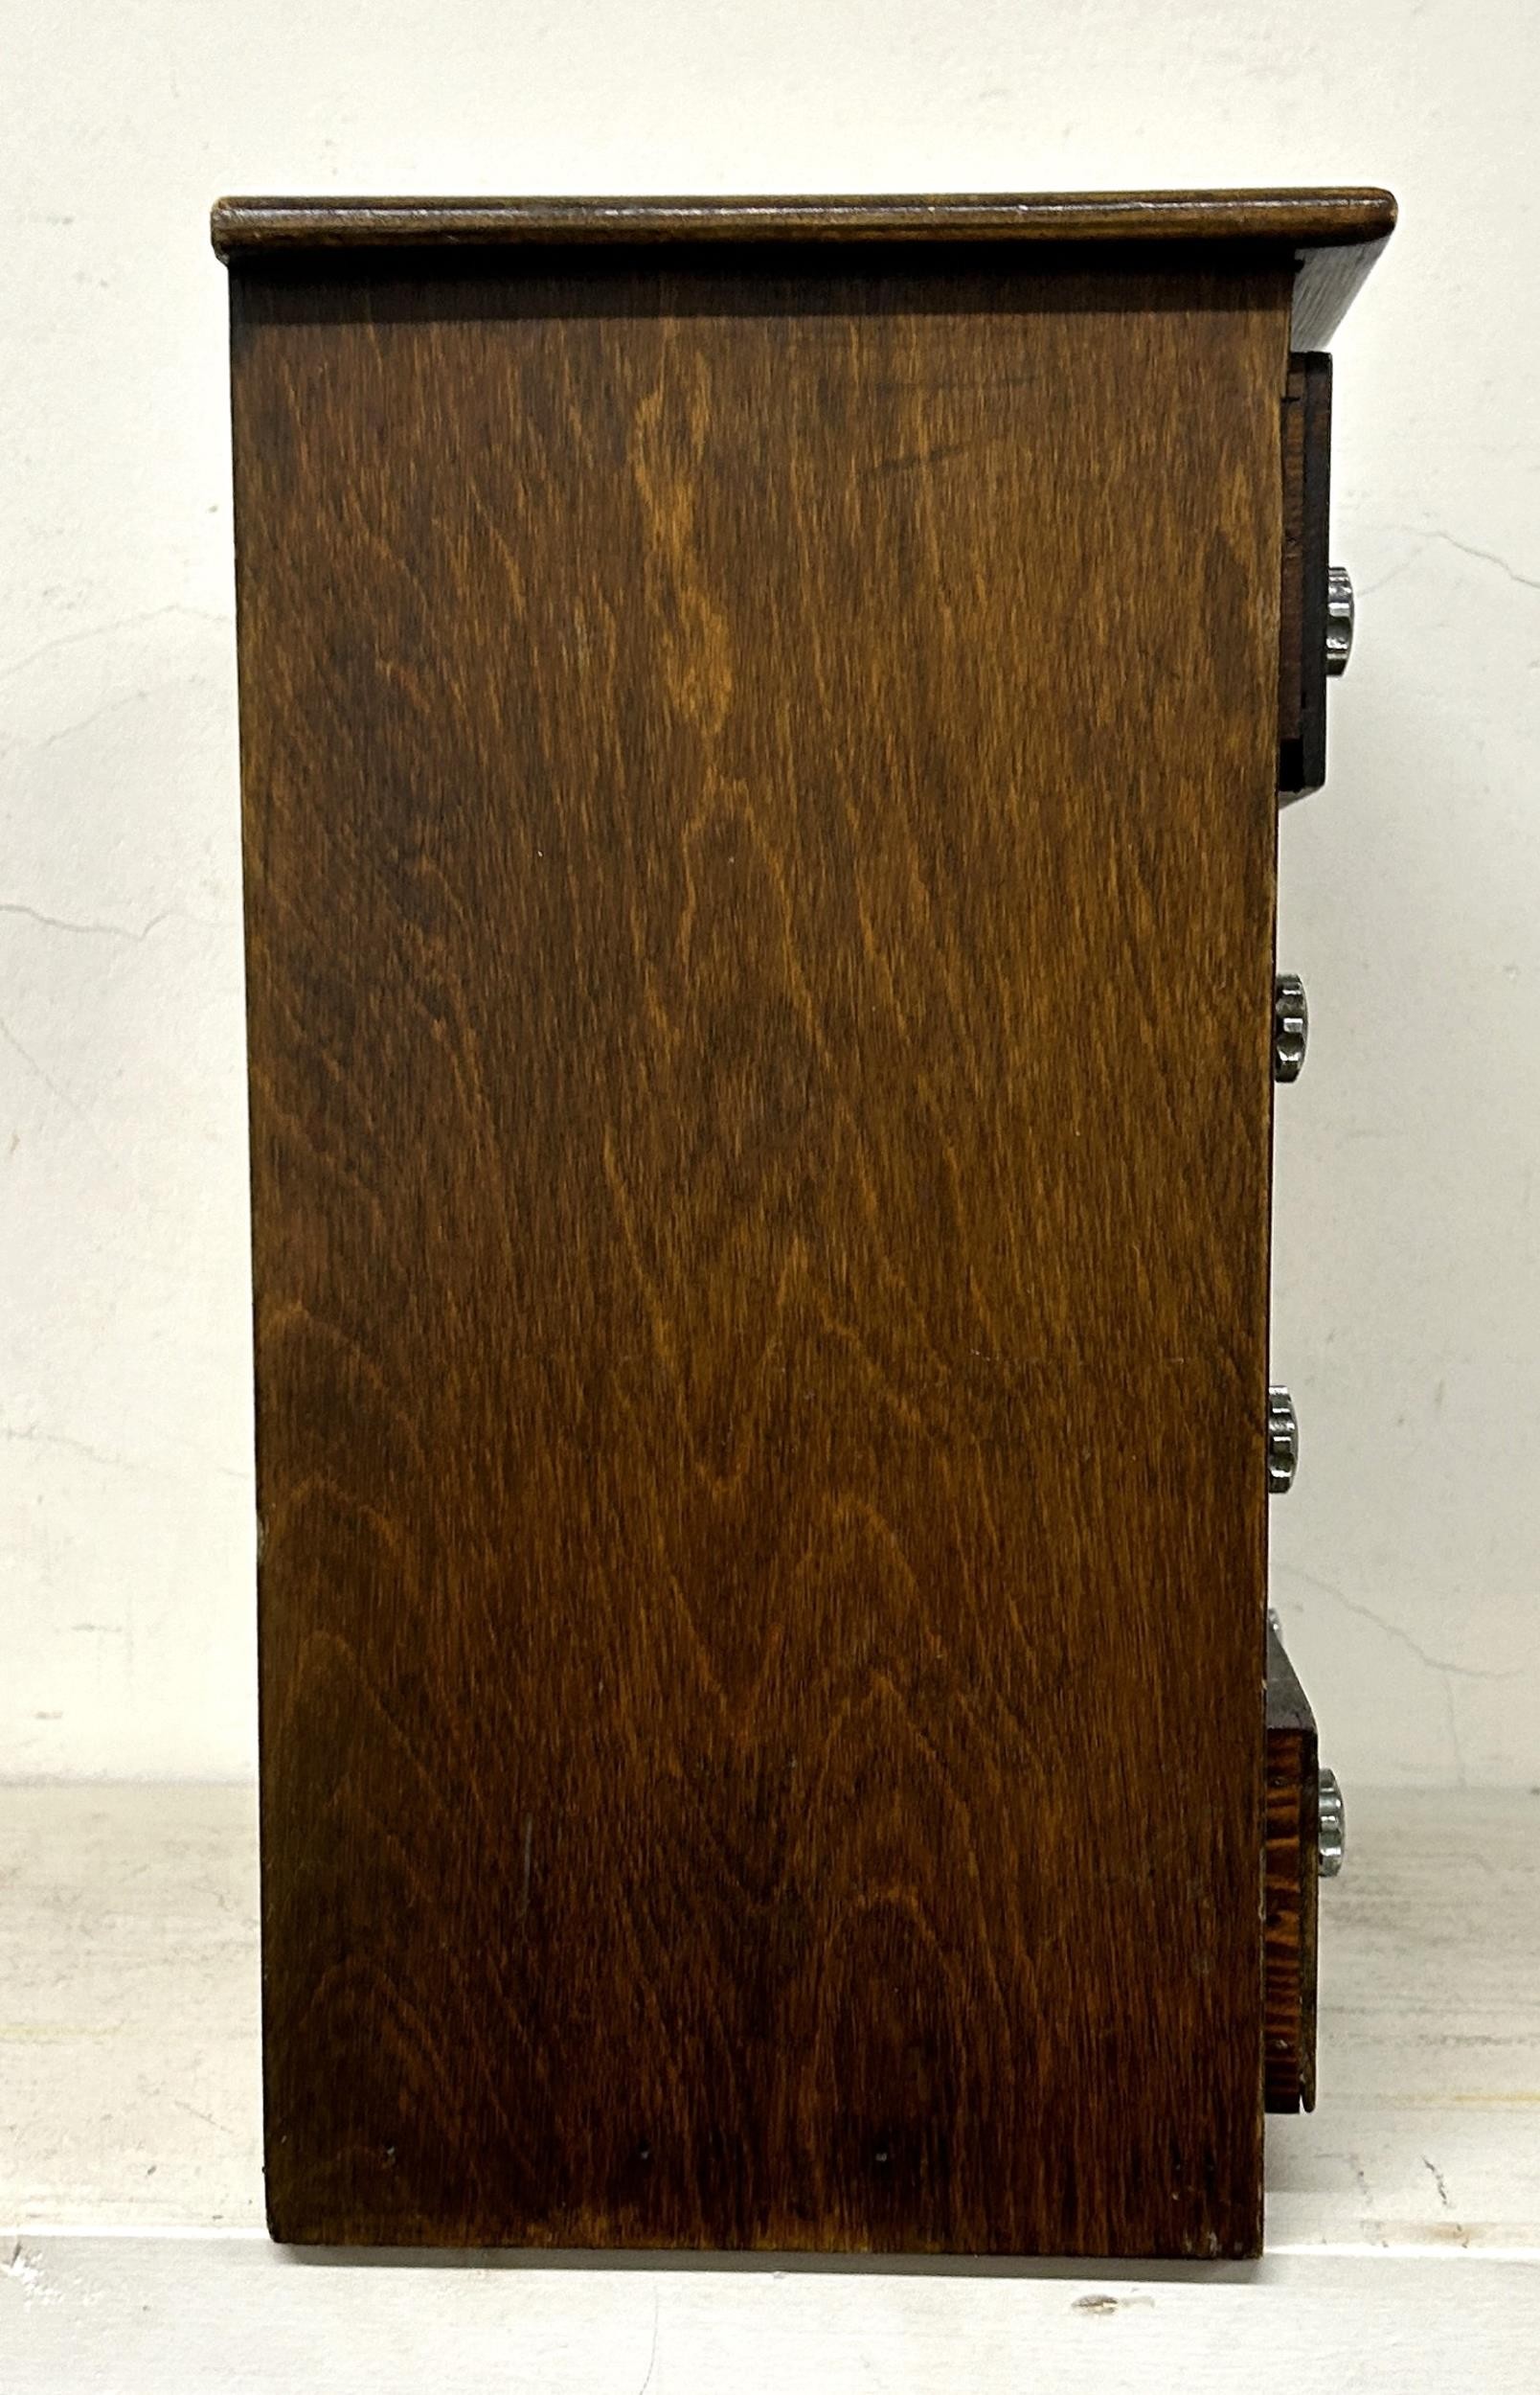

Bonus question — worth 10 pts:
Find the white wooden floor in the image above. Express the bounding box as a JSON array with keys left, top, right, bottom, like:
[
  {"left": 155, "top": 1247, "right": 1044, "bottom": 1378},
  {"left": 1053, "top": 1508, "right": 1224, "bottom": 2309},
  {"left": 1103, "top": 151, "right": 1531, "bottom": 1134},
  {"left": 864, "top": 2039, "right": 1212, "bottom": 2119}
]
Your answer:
[{"left": 3, "top": 1785, "right": 1537, "bottom": 2389}]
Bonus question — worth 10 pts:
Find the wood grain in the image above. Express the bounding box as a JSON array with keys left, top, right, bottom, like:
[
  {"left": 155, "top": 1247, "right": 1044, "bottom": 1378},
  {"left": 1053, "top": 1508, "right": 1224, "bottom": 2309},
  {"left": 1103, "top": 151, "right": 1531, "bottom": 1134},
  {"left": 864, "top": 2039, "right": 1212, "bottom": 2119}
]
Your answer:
[
  {"left": 230, "top": 248, "right": 1295, "bottom": 2256},
  {"left": 1265, "top": 1622, "right": 1320, "bottom": 2113},
  {"left": 22, "top": 1783, "right": 1540, "bottom": 2256},
  {"left": 211, "top": 193, "right": 1394, "bottom": 345}
]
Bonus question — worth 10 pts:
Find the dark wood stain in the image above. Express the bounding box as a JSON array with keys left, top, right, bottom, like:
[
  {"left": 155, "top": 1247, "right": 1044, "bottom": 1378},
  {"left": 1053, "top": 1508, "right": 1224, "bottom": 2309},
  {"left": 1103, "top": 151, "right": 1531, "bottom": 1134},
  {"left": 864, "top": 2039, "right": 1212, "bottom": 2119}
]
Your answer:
[
  {"left": 220, "top": 206, "right": 1388, "bottom": 2258},
  {"left": 1264, "top": 1622, "right": 1320, "bottom": 2113},
  {"left": 1278, "top": 354, "right": 1334, "bottom": 797},
  {"left": 211, "top": 189, "right": 1396, "bottom": 347}
]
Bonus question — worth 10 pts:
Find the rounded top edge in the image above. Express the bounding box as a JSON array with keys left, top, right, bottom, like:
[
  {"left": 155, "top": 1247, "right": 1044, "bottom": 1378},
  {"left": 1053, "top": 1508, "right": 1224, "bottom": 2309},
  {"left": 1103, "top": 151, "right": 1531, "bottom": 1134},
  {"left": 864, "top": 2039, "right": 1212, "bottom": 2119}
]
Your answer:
[{"left": 210, "top": 188, "right": 1398, "bottom": 262}]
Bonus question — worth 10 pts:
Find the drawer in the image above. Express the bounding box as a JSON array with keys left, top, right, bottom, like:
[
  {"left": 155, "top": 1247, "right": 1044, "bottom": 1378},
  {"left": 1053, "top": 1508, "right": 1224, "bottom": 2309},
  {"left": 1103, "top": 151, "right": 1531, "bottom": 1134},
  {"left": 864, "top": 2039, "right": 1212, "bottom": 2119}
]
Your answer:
[
  {"left": 1266, "top": 1618, "right": 1324, "bottom": 2111},
  {"left": 1278, "top": 351, "right": 1353, "bottom": 797}
]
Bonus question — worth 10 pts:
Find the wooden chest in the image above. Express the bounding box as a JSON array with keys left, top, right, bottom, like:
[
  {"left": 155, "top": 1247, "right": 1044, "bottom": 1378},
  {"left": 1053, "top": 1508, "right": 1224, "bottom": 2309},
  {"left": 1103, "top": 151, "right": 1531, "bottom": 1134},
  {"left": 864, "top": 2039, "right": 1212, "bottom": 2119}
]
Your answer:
[{"left": 215, "top": 188, "right": 1393, "bottom": 2257}]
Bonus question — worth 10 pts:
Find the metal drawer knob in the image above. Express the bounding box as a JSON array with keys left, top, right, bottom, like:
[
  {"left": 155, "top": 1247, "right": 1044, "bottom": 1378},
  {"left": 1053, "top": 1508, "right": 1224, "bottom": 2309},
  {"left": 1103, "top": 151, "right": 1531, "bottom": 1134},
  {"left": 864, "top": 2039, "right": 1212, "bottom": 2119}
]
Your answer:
[
  {"left": 1318, "top": 1768, "right": 1346, "bottom": 1877},
  {"left": 1273, "top": 973, "right": 1308, "bottom": 1083},
  {"left": 1325, "top": 565, "right": 1354, "bottom": 676},
  {"left": 1267, "top": 1386, "right": 1298, "bottom": 1494}
]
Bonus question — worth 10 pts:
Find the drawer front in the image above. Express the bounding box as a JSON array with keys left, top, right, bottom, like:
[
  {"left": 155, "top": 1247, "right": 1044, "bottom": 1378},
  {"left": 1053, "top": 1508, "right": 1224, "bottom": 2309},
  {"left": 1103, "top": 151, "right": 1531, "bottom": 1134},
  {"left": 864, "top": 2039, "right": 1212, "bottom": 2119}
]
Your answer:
[
  {"left": 1278, "top": 351, "right": 1335, "bottom": 797},
  {"left": 1265, "top": 1621, "right": 1322, "bottom": 2112}
]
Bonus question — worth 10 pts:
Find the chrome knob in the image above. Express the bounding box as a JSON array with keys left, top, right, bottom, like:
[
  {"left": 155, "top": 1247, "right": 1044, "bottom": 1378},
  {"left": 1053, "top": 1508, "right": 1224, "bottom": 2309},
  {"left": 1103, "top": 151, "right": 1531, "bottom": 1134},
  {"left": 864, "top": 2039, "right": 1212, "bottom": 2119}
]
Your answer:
[
  {"left": 1318, "top": 1768, "right": 1346, "bottom": 1877},
  {"left": 1325, "top": 565, "right": 1354, "bottom": 676},
  {"left": 1273, "top": 973, "right": 1308, "bottom": 1083},
  {"left": 1267, "top": 1386, "right": 1298, "bottom": 1494}
]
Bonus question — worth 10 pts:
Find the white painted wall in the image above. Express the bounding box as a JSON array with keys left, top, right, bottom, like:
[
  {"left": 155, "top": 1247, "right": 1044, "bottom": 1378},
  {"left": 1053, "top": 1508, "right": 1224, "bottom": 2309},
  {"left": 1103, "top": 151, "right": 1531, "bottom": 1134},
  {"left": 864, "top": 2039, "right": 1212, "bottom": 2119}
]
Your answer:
[{"left": 3, "top": 1, "right": 1536, "bottom": 1783}]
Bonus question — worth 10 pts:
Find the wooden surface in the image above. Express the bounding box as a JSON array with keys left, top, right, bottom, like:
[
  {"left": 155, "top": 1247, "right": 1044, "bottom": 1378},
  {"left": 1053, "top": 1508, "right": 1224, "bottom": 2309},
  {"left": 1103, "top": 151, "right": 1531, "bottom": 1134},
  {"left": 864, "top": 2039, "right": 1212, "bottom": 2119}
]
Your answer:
[
  {"left": 230, "top": 252, "right": 1292, "bottom": 2256},
  {"left": 4, "top": 1785, "right": 1537, "bottom": 2395},
  {"left": 1276, "top": 354, "right": 1333, "bottom": 796},
  {"left": 210, "top": 190, "right": 1395, "bottom": 346},
  {"left": 1263, "top": 1624, "right": 1319, "bottom": 2113},
  {"left": 211, "top": 190, "right": 1397, "bottom": 253}
]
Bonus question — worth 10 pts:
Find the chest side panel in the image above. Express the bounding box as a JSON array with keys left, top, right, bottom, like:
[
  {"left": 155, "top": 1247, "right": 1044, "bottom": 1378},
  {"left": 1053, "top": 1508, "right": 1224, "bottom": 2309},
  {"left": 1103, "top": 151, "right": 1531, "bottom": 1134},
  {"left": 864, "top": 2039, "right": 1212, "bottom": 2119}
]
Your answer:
[{"left": 231, "top": 255, "right": 1289, "bottom": 2255}]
